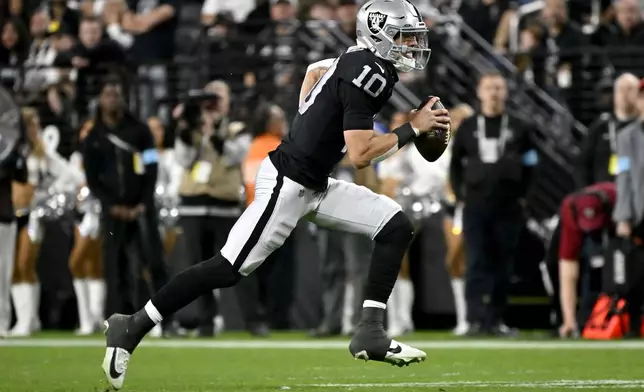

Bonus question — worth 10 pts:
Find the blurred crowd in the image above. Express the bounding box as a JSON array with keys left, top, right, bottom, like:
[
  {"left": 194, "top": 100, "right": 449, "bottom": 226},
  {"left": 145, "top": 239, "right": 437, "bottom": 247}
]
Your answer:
[{"left": 0, "top": 0, "right": 643, "bottom": 340}]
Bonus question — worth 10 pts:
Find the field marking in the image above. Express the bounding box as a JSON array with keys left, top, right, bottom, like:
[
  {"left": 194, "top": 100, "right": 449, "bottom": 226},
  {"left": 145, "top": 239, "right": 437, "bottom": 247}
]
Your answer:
[
  {"left": 300, "top": 380, "right": 644, "bottom": 389},
  {"left": 2, "top": 339, "right": 644, "bottom": 349}
]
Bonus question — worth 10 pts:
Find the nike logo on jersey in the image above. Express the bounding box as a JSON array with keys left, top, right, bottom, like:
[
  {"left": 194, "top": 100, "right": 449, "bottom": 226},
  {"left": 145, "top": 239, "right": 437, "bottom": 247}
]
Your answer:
[{"left": 375, "top": 62, "right": 385, "bottom": 73}]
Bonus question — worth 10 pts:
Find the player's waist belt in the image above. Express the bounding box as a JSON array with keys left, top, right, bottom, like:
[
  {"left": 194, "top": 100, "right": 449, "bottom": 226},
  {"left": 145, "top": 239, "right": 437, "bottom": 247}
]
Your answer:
[{"left": 178, "top": 205, "right": 242, "bottom": 218}]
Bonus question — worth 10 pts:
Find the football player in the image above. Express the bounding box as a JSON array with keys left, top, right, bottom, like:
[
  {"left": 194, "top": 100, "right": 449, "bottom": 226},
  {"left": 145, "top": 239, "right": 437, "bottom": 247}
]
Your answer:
[{"left": 102, "top": 0, "right": 451, "bottom": 388}]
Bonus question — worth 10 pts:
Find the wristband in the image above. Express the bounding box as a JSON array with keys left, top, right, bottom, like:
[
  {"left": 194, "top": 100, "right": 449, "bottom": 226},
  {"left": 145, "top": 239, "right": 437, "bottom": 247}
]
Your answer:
[{"left": 392, "top": 122, "right": 418, "bottom": 148}]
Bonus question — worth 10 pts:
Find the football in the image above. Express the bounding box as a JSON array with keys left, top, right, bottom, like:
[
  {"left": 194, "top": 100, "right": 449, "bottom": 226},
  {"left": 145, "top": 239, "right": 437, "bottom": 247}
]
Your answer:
[{"left": 413, "top": 96, "right": 450, "bottom": 162}]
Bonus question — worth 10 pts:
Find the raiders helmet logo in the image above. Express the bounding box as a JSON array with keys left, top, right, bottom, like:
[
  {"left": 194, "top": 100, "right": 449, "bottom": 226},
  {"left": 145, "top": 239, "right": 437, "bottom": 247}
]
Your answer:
[{"left": 368, "top": 12, "right": 388, "bottom": 34}]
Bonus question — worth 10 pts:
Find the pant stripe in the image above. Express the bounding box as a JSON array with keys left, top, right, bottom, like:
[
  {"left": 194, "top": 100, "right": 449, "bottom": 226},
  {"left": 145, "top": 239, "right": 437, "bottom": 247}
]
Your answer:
[{"left": 232, "top": 173, "right": 284, "bottom": 271}]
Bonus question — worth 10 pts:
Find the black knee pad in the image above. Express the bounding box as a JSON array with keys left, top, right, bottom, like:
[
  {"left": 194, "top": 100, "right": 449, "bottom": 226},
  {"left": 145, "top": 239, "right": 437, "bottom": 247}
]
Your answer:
[
  {"left": 201, "top": 253, "right": 242, "bottom": 288},
  {"left": 374, "top": 211, "right": 414, "bottom": 245}
]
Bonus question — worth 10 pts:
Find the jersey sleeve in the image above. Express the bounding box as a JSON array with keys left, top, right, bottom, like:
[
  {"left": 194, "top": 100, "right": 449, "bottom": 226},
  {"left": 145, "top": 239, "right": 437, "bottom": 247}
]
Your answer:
[
  {"left": 338, "top": 80, "right": 378, "bottom": 131},
  {"left": 336, "top": 50, "right": 394, "bottom": 131}
]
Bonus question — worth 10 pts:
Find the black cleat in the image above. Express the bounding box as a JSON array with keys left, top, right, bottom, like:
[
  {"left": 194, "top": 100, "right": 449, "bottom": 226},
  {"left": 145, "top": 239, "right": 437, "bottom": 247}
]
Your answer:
[
  {"left": 101, "top": 314, "right": 143, "bottom": 390},
  {"left": 349, "top": 323, "right": 426, "bottom": 367}
]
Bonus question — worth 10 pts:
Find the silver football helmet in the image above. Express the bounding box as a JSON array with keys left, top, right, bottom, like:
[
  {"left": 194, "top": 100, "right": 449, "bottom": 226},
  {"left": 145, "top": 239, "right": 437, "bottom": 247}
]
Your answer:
[{"left": 356, "top": 0, "right": 431, "bottom": 73}]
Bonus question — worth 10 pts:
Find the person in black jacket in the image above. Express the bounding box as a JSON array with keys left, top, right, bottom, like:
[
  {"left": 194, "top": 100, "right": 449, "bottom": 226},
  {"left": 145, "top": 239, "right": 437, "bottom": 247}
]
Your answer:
[
  {"left": 576, "top": 73, "right": 639, "bottom": 189},
  {"left": 82, "top": 80, "right": 169, "bottom": 332},
  {"left": 450, "top": 72, "right": 539, "bottom": 337}
]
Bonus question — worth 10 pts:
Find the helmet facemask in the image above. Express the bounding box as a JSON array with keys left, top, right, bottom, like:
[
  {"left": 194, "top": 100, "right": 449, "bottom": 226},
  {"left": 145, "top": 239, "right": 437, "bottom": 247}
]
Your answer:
[{"left": 385, "top": 26, "right": 431, "bottom": 73}]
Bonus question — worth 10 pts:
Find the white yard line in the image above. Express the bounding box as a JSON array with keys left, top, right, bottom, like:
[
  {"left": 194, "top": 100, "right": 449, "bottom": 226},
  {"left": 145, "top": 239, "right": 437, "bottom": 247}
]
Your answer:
[
  {"left": 2, "top": 339, "right": 644, "bottom": 349},
  {"left": 300, "top": 380, "right": 644, "bottom": 389}
]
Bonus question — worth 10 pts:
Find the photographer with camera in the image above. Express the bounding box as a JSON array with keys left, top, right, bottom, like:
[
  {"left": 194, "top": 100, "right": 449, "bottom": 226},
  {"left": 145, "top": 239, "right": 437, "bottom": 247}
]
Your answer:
[{"left": 174, "top": 80, "right": 251, "bottom": 337}]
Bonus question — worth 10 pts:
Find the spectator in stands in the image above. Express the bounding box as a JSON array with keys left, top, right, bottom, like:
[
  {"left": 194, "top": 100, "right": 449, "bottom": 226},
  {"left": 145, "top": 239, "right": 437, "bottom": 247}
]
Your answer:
[
  {"left": 83, "top": 80, "right": 170, "bottom": 332},
  {"left": 597, "top": 0, "right": 644, "bottom": 76},
  {"left": 538, "top": 0, "right": 589, "bottom": 117},
  {"left": 201, "top": 0, "right": 255, "bottom": 25},
  {"left": 613, "top": 78, "right": 644, "bottom": 337},
  {"left": 238, "top": 101, "right": 296, "bottom": 335},
  {"left": 71, "top": 16, "right": 127, "bottom": 118},
  {"left": 174, "top": 80, "right": 250, "bottom": 337},
  {"left": 461, "top": 0, "right": 509, "bottom": 46},
  {"left": 594, "top": 0, "right": 644, "bottom": 47},
  {"left": 577, "top": 73, "right": 640, "bottom": 189},
  {"left": 0, "top": 17, "right": 29, "bottom": 66},
  {"left": 0, "top": 17, "right": 29, "bottom": 89},
  {"left": 335, "top": 0, "right": 358, "bottom": 40},
  {"left": 122, "top": 0, "right": 179, "bottom": 121},
  {"left": 308, "top": 1, "right": 335, "bottom": 21},
  {"left": 22, "top": 11, "right": 54, "bottom": 95},
  {"left": 46, "top": 0, "right": 80, "bottom": 36},
  {"left": 557, "top": 182, "right": 616, "bottom": 338},
  {"left": 201, "top": 12, "right": 248, "bottom": 90},
  {"left": 450, "top": 72, "right": 538, "bottom": 337},
  {"left": 246, "top": 0, "right": 308, "bottom": 117}
]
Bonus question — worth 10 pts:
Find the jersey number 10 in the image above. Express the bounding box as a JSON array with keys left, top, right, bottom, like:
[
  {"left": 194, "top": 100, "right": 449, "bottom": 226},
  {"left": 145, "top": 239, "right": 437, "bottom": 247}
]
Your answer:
[{"left": 352, "top": 65, "right": 387, "bottom": 98}]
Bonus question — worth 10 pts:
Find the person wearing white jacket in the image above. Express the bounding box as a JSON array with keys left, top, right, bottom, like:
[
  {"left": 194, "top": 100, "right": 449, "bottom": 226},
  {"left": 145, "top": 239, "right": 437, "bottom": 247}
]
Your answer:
[
  {"left": 68, "top": 120, "right": 105, "bottom": 335},
  {"left": 10, "top": 108, "right": 81, "bottom": 337}
]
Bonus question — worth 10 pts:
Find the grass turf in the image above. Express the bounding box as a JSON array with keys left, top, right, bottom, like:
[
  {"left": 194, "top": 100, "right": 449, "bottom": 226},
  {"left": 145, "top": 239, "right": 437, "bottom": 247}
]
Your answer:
[{"left": 0, "top": 332, "right": 642, "bottom": 391}]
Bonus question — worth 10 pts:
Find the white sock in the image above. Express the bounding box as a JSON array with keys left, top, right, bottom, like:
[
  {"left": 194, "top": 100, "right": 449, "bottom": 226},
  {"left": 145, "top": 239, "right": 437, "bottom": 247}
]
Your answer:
[
  {"left": 342, "top": 282, "right": 354, "bottom": 334},
  {"left": 31, "top": 282, "right": 41, "bottom": 329},
  {"left": 144, "top": 301, "right": 164, "bottom": 325},
  {"left": 451, "top": 278, "right": 467, "bottom": 326},
  {"left": 87, "top": 279, "right": 106, "bottom": 324},
  {"left": 397, "top": 278, "right": 414, "bottom": 330},
  {"left": 363, "top": 300, "right": 386, "bottom": 309},
  {"left": 11, "top": 283, "right": 33, "bottom": 331},
  {"left": 73, "top": 279, "right": 92, "bottom": 331}
]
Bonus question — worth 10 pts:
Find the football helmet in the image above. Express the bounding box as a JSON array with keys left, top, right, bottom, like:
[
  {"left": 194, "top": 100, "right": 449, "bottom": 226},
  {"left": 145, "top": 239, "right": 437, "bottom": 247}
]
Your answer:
[{"left": 356, "top": 0, "right": 431, "bottom": 72}]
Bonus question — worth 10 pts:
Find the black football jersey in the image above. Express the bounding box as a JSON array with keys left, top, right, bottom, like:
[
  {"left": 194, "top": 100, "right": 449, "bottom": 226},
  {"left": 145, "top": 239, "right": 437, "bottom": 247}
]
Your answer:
[{"left": 269, "top": 46, "right": 399, "bottom": 191}]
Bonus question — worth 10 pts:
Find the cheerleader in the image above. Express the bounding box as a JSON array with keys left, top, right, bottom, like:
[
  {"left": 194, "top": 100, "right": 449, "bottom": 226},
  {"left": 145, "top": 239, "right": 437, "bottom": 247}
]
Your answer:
[
  {"left": 68, "top": 119, "right": 105, "bottom": 335},
  {"left": 441, "top": 104, "right": 474, "bottom": 336},
  {"left": 148, "top": 116, "right": 182, "bottom": 258},
  {"left": 10, "top": 107, "right": 79, "bottom": 336},
  {"left": 378, "top": 104, "right": 473, "bottom": 337}
]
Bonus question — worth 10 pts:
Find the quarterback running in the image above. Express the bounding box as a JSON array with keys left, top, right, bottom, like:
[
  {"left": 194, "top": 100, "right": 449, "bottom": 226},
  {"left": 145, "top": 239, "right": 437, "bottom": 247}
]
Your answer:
[{"left": 102, "top": 0, "right": 451, "bottom": 389}]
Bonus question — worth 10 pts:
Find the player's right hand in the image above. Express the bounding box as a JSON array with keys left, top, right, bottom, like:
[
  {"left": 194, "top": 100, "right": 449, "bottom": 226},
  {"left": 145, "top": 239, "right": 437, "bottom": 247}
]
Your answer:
[{"left": 409, "top": 97, "right": 451, "bottom": 134}]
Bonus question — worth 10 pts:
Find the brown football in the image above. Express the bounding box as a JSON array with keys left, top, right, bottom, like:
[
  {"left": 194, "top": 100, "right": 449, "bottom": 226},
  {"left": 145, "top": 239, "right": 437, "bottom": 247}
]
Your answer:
[{"left": 413, "top": 96, "right": 450, "bottom": 162}]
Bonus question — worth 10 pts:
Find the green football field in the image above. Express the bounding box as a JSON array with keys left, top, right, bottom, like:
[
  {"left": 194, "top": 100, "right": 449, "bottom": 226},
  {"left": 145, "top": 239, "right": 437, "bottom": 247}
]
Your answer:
[{"left": 1, "top": 332, "right": 643, "bottom": 392}]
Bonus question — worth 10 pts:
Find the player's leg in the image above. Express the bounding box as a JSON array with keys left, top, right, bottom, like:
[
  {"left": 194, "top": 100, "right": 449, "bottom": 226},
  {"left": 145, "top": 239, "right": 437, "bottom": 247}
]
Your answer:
[
  {"left": 443, "top": 214, "right": 468, "bottom": 336},
  {"left": 69, "top": 224, "right": 94, "bottom": 335},
  {"left": 102, "top": 158, "right": 309, "bottom": 390},
  {"left": 310, "top": 179, "right": 425, "bottom": 366}
]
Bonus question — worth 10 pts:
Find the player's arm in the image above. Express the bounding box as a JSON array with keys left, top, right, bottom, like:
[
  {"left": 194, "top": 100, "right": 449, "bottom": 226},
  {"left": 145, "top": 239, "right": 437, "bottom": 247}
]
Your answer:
[
  {"left": 557, "top": 198, "right": 583, "bottom": 337},
  {"left": 559, "top": 259, "right": 580, "bottom": 334},
  {"left": 343, "top": 91, "right": 448, "bottom": 170}
]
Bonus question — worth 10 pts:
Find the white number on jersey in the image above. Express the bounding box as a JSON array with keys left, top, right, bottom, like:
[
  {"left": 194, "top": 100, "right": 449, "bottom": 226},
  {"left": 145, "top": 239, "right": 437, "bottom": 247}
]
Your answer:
[{"left": 352, "top": 65, "right": 387, "bottom": 98}]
